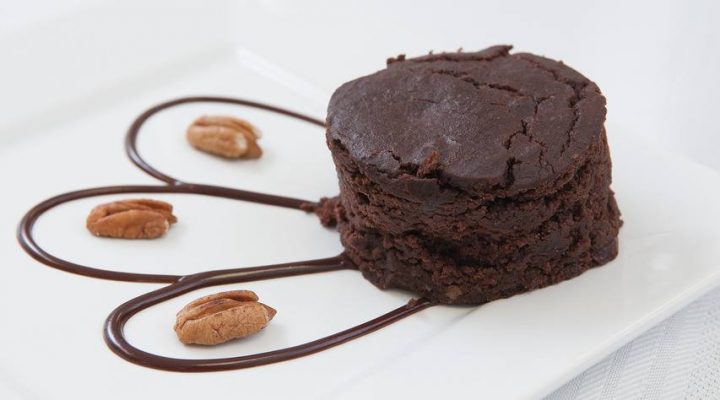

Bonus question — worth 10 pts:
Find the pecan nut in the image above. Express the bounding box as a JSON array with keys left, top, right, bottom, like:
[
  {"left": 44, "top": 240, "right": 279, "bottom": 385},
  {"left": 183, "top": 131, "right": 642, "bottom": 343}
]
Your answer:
[
  {"left": 86, "top": 199, "right": 177, "bottom": 239},
  {"left": 186, "top": 115, "right": 262, "bottom": 159},
  {"left": 174, "top": 290, "right": 276, "bottom": 345}
]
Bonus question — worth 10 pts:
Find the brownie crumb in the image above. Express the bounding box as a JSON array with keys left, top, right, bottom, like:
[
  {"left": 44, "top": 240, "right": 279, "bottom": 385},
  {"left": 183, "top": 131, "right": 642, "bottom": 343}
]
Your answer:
[
  {"left": 386, "top": 54, "right": 406, "bottom": 65},
  {"left": 310, "top": 197, "right": 342, "bottom": 228},
  {"left": 417, "top": 151, "right": 441, "bottom": 178}
]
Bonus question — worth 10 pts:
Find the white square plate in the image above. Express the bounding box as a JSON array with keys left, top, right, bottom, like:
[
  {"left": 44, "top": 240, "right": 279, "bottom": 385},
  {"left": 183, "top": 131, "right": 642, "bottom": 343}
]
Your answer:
[{"left": 2, "top": 6, "right": 720, "bottom": 399}]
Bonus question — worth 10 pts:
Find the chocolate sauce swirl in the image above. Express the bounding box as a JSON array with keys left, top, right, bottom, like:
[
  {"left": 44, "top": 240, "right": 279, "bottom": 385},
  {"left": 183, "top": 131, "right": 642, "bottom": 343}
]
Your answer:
[{"left": 17, "top": 96, "right": 432, "bottom": 372}]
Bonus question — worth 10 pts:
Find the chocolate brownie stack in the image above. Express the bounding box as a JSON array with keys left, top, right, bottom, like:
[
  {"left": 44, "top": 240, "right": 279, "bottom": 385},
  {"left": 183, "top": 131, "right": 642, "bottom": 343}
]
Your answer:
[{"left": 323, "top": 45, "right": 621, "bottom": 305}]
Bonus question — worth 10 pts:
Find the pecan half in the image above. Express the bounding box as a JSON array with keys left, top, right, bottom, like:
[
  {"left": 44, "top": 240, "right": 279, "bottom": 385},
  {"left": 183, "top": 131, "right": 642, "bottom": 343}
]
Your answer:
[
  {"left": 186, "top": 115, "right": 262, "bottom": 159},
  {"left": 86, "top": 199, "right": 177, "bottom": 239},
  {"left": 174, "top": 290, "right": 276, "bottom": 345}
]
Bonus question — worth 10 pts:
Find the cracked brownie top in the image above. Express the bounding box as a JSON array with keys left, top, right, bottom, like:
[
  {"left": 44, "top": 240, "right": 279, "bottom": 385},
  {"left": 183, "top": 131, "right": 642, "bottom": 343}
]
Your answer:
[{"left": 326, "top": 45, "right": 607, "bottom": 201}]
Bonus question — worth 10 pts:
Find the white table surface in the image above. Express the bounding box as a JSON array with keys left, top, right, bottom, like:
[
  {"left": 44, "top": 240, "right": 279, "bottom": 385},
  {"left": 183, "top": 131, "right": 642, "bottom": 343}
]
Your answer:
[{"left": 1, "top": 1, "right": 719, "bottom": 399}]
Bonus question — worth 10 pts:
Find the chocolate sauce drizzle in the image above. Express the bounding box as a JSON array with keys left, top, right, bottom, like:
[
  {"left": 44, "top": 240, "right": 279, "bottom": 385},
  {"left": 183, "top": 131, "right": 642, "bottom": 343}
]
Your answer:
[{"left": 17, "top": 96, "right": 432, "bottom": 372}]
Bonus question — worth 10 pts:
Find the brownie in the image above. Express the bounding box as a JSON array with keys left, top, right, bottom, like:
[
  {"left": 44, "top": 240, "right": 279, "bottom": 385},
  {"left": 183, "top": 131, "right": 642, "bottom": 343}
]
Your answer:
[{"left": 322, "top": 45, "right": 622, "bottom": 305}]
